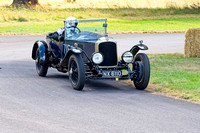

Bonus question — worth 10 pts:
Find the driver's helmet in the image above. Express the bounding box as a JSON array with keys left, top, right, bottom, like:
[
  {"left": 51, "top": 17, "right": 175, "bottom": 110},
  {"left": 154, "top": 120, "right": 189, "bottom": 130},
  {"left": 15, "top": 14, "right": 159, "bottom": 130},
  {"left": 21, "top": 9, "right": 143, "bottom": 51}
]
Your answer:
[{"left": 66, "top": 16, "right": 78, "bottom": 28}]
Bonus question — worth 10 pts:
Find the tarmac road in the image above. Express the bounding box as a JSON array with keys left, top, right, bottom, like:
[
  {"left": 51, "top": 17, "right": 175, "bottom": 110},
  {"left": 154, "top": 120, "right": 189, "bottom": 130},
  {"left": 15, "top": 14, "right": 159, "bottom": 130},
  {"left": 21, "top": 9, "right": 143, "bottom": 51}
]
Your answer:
[
  {"left": 112, "top": 33, "right": 185, "bottom": 54},
  {"left": 0, "top": 34, "right": 200, "bottom": 133}
]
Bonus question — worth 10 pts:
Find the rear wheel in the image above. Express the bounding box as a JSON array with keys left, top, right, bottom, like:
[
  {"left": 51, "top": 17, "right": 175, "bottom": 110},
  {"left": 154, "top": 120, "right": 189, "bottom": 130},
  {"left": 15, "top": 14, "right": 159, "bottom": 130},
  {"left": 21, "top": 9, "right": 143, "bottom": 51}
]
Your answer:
[
  {"left": 133, "top": 53, "right": 150, "bottom": 90},
  {"left": 35, "top": 48, "right": 48, "bottom": 77},
  {"left": 68, "top": 54, "right": 85, "bottom": 91}
]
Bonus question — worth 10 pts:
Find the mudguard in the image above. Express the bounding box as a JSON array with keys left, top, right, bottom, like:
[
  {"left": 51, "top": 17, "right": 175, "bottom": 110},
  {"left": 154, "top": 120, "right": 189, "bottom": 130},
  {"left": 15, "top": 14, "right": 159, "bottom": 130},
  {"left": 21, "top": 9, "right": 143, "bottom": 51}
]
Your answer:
[
  {"left": 32, "top": 40, "right": 48, "bottom": 61},
  {"left": 130, "top": 41, "right": 148, "bottom": 56},
  {"left": 60, "top": 45, "right": 82, "bottom": 67}
]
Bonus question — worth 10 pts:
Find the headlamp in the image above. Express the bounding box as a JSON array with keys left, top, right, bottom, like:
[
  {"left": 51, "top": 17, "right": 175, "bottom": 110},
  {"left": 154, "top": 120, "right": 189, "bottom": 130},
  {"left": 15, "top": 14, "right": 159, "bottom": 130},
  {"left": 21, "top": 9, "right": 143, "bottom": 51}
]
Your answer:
[
  {"left": 122, "top": 51, "right": 133, "bottom": 63},
  {"left": 92, "top": 52, "right": 103, "bottom": 64}
]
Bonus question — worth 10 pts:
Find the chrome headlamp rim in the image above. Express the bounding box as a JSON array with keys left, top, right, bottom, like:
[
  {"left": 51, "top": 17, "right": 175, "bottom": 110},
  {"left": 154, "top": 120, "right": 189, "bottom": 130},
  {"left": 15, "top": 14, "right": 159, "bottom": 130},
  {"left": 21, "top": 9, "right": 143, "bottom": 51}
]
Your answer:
[
  {"left": 122, "top": 51, "right": 133, "bottom": 63},
  {"left": 91, "top": 52, "right": 104, "bottom": 65}
]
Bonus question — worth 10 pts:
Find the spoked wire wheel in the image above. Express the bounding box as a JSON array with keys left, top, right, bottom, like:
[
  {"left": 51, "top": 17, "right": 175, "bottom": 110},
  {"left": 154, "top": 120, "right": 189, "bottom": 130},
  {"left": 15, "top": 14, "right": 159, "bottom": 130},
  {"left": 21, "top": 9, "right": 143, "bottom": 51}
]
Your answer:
[
  {"left": 68, "top": 54, "right": 85, "bottom": 90},
  {"left": 69, "top": 60, "right": 78, "bottom": 85},
  {"left": 35, "top": 48, "right": 48, "bottom": 77}
]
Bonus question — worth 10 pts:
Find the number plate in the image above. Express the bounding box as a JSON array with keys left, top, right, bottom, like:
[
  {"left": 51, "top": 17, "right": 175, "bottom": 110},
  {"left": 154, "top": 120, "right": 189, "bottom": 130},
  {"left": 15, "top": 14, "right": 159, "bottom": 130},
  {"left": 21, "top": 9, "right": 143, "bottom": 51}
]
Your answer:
[{"left": 102, "top": 70, "right": 122, "bottom": 77}]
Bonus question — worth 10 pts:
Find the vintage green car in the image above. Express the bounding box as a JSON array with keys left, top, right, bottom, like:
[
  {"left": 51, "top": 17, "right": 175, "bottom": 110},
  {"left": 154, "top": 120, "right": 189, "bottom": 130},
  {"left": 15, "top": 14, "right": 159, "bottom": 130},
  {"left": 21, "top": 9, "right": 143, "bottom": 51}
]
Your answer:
[{"left": 32, "top": 19, "right": 150, "bottom": 91}]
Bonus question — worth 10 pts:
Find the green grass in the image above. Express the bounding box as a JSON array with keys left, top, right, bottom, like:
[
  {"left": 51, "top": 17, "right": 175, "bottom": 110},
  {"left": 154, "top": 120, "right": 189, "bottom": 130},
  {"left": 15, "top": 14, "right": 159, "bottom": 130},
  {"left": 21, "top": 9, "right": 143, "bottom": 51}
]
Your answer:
[
  {"left": 148, "top": 54, "right": 200, "bottom": 102},
  {"left": 1, "top": 18, "right": 200, "bottom": 34},
  {"left": 0, "top": 8, "right": 200, "bottom": 34}
]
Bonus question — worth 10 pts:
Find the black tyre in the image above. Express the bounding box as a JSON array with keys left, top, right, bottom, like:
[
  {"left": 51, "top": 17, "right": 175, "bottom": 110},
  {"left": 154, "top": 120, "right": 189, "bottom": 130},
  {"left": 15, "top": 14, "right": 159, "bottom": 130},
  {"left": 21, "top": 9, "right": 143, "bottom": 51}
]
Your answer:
[
  {"left": 68, "top": 54, "right": 85, "bottom": 91},
  {"left": 133, "top": 53, "right": 150, "bottom": 90},
  {"left": 35, "top": 48, "right": 48, "bottom": 77}
]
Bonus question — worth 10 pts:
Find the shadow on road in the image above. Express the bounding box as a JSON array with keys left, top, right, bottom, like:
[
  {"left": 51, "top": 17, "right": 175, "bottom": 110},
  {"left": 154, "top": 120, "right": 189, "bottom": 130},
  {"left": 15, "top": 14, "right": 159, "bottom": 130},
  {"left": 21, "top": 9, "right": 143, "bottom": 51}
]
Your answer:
[
  {"left": 84, "top": 80, "right": 151, "bottom": 94},
  {"left": 1, "top": 60, "right": 151, "bottom": 95},
  {"left": 46, "top": 72, "right": 151, "bottom": 95},
  {"left": 46, "top": 74, "right": 69, "bottom": 79}
]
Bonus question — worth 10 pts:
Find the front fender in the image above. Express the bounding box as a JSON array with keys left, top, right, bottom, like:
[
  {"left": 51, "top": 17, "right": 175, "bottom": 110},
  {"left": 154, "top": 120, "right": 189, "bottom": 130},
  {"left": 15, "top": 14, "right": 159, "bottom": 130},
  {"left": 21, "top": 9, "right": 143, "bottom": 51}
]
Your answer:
[
  {"left": 60, "top": 46, "right": 82, "bottom": 67},
  {"left": 32, "top": 40, "right": 48, "bottom": 61},
  {"left": 130, "top": 43, "right": 148, "bottom": 56}
]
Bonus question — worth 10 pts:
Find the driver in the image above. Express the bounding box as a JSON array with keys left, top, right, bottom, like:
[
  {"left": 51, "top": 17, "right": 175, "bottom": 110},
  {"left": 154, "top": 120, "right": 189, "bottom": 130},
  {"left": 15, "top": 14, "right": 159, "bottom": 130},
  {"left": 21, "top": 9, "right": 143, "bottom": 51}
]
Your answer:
[
  {"left": 65, "top": 16, "right": 79, "bottom": 38},
  {"left": 53, "top": 16, "right": 79, "bottom": 40}
]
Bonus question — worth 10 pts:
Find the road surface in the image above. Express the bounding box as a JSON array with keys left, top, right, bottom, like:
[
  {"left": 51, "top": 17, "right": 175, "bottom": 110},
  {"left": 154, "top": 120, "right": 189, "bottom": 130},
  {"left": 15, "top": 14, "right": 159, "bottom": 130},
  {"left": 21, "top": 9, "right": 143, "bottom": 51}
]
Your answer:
[
  {"left": 0, "top": 34, "right": 200, "bottom": 133},
  {"left": 111, "top": 33, "right": 185, "bottom": 54}
]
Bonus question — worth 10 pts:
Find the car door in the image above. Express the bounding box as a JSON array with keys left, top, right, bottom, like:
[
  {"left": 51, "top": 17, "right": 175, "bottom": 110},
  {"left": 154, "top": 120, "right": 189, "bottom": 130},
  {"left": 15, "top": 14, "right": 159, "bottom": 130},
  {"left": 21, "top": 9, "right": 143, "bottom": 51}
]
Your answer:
[{"left": 49, "top": 39, "right": 61, "bottom": 59}]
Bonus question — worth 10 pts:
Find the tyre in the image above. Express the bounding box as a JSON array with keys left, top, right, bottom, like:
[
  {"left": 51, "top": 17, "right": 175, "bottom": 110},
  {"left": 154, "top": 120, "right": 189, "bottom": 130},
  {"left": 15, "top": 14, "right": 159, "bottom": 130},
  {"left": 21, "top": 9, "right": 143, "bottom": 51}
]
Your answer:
[
  {"left": 68, "top": 54, "right": 85, "bottom": 91},
  {"left": 133, "top": 53, "right": 150, "bottom": 90},
  {"left": 35, "top": 48, "right": 48, "bottom": 77}
]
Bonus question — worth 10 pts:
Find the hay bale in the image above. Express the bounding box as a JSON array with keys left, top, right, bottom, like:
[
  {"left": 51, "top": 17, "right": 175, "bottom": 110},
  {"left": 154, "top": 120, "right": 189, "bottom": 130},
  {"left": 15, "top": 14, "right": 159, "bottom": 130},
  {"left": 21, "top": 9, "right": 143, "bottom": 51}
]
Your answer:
[{"left": 185, "top": 28, "right": 200, "bottom": 57}]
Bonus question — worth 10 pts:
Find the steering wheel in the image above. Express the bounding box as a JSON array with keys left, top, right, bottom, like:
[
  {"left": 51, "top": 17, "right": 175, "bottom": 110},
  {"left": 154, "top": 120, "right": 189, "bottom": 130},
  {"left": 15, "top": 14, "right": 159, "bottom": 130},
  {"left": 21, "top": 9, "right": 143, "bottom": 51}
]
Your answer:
[
  {"left": 74, "top": 27, "right": 81, "bottom": 34},
  {"left": 65, "top": 27, "right": 81, "bottom": 38}
]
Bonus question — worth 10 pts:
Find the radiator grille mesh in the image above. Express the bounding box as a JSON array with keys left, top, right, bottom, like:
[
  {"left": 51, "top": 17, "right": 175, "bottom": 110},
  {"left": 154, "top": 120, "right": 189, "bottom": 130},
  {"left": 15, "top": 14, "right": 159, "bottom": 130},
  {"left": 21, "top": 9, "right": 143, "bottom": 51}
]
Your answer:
[{"left": 99, "top": 42, "right": 117, "bottom": 66}]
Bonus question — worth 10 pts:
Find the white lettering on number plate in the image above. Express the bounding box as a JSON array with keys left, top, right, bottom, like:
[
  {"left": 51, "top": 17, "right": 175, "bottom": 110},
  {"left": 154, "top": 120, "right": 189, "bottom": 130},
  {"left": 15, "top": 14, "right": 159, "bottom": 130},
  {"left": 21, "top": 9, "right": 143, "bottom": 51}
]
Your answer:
[{"left": 102, "top": 70, "right": 122, "bottom": 77}]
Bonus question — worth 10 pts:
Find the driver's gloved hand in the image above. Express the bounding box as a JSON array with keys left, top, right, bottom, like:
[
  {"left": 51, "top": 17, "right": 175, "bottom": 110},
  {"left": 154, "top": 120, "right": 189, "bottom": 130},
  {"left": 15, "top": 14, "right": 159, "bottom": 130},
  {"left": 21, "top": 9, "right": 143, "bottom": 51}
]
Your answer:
[{"left": 58, "top": 35, "right": 64, "bottom": 41}]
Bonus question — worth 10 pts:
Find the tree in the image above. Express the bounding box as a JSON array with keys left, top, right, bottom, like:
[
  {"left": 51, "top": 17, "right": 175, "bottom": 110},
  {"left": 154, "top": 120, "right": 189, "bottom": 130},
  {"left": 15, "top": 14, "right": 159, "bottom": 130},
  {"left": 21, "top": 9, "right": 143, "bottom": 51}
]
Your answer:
[
  {"left": 67, "top": 0, "right": 76, "bottom": 2},
  {"left": 12, "top": 0, "right": 39, "bottom": 7}
]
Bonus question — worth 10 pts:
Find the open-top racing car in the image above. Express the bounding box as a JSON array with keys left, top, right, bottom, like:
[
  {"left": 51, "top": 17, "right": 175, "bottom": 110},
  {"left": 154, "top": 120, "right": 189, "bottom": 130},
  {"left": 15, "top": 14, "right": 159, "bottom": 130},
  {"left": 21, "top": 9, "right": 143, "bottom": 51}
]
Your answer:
[{"left": 32, "top": 18, "right": 150, "bottom": 91}]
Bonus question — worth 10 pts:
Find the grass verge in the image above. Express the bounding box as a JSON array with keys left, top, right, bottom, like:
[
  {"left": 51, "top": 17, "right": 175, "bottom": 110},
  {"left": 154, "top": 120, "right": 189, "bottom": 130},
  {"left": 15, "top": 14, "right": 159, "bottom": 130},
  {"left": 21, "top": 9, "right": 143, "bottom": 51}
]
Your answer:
[
  {"left": 125, "top": 54, "right": 200, "bottom": 103},
  {"left": 0, "top": 8, "right": 200, "bottom": 34}
]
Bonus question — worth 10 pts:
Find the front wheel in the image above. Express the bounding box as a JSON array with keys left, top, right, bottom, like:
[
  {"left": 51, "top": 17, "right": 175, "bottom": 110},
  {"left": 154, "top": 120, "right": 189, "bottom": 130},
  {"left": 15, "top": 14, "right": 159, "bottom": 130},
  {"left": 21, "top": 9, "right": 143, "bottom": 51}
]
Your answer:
[
  {"left": 68, "top": 54, "right": 85, "bottom": 91},
  {"left": 133, "top": 53, "right": 150, "bottom": 90},
  {"left": 35, "top": 48, "right": 48, "bottom": 77}
]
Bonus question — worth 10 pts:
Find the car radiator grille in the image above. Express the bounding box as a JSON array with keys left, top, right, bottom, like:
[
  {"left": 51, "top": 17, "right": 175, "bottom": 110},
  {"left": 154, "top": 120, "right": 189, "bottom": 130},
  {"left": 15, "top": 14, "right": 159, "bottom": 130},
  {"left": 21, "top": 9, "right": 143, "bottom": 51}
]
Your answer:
[{"left": 99, "top": 42, "right": 118, "bottom": 66}]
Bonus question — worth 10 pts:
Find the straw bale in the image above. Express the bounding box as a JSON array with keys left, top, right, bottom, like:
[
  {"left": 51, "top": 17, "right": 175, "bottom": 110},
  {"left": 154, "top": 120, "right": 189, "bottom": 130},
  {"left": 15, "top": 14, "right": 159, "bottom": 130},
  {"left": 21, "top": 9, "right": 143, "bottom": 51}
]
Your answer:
[{"left": 185, "top": 28, "right": 200, "bottom": 57}]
